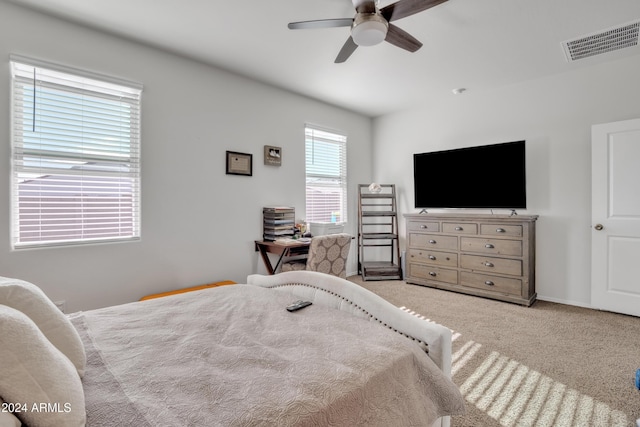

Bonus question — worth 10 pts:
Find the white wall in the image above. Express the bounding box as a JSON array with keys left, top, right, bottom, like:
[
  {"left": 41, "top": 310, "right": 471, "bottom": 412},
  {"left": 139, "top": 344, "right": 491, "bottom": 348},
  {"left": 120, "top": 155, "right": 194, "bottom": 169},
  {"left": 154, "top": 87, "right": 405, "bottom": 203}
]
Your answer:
[
  {"left": 0, "top": 3, "right": 372, "bottom": 311},
  {"left": 372, "top": 53, "right": 640, "bottom": 307},
  {"left": 3, "top": 3, "right": 638, "bottom": 312}
]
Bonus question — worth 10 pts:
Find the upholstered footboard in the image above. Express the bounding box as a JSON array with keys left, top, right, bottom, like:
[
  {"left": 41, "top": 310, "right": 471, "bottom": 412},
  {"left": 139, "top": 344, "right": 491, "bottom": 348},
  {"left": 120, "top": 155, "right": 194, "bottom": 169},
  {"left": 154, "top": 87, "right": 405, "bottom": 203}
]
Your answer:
[{"left": 247, "top": 271, "right": 457, "bottom": 427}]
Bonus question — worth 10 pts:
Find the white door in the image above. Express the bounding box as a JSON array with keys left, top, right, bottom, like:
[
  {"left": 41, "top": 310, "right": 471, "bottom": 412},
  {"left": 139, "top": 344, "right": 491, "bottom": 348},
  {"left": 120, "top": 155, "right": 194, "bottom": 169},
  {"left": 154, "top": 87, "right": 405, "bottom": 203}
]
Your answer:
[{"left": 592, "top": 118, "right": 640, "bottom": 317}]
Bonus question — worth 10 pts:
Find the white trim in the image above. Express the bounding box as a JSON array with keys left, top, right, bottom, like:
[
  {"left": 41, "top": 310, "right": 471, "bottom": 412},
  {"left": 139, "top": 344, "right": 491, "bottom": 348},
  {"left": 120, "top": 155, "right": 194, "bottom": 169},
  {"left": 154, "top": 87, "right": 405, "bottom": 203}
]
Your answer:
[
  {"left": 304, "top": 122, "right": 348, "bottom": 138},
  {"left": 536, "top": 295, "right": 593, "bottom": 310},
  {"left": 9, "top": 53, "right": 143, "bottom": 92}
]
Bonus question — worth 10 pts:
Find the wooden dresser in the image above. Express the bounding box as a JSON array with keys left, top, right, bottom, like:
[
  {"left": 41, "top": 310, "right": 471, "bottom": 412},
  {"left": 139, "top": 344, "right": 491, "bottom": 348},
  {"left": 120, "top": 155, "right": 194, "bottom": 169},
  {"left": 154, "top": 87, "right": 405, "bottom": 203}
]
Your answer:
[{"left": 404, "top": 213, "right": 538, "bottom": 306}]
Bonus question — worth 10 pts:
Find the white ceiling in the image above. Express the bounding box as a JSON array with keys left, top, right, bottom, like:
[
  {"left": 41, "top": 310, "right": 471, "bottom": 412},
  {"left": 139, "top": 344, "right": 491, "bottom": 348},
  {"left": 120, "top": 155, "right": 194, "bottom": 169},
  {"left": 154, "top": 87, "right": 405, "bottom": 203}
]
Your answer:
[{"left": 6, "top": 0, "right": 640, "bottom": 117}]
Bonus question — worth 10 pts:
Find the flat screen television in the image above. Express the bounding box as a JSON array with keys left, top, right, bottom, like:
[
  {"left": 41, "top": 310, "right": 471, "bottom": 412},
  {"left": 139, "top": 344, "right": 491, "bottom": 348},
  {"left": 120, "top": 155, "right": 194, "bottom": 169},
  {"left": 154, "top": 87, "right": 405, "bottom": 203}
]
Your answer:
[{"left": 413, "top": 140, "right": 526, "bottom": 209}]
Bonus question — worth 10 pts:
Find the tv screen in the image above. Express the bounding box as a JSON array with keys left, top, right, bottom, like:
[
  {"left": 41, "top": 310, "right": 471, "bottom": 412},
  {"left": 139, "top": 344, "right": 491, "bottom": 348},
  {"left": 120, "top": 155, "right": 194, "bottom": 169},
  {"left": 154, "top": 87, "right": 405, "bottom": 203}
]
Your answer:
[{"left": 413, "top": 141, "right": 526, "bottom": 209}]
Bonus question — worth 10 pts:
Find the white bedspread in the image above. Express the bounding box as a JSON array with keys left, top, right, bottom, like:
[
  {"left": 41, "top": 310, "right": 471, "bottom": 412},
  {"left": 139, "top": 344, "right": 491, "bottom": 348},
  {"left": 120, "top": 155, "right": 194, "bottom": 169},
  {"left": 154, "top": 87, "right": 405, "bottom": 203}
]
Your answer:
[{"left": 71, "top": 284, "right": 464, "bottom": 426}]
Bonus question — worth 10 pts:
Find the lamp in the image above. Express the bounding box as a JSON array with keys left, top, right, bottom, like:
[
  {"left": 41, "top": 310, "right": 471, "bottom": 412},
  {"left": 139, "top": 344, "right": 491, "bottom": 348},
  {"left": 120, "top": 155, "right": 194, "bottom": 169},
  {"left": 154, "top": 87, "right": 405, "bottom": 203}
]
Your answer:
[{"left": 351, "top": 14, "right": 388, "bottom": 47}]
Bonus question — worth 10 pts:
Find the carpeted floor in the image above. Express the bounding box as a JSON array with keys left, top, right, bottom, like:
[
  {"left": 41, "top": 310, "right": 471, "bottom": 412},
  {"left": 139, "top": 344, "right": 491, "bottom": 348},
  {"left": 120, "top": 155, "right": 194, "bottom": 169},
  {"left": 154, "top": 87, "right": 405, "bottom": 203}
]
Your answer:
[{"left": 348, "top": 276, "right": 640, "bottom": 427}]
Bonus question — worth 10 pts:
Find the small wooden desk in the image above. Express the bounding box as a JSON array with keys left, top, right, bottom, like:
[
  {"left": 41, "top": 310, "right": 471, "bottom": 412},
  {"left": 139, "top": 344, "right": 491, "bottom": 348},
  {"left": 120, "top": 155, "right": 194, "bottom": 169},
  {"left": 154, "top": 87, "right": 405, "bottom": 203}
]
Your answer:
[{"left": 255, "top": 240, "right": 311, "bottom": 275}]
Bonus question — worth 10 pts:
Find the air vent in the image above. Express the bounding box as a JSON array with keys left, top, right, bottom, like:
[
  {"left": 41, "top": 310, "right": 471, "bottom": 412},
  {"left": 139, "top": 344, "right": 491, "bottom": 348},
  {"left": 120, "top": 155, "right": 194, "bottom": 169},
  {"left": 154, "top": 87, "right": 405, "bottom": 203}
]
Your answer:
[{"left": 562, "top": 20, "right": 639, "bottom": 62}]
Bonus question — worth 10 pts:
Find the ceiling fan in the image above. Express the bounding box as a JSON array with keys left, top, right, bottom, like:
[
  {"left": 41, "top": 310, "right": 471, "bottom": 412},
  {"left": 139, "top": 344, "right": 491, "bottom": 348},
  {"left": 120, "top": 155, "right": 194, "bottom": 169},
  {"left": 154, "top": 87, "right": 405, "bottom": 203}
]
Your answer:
[{"left": 288, "top": 0, "right": 449, "bottom": 63}]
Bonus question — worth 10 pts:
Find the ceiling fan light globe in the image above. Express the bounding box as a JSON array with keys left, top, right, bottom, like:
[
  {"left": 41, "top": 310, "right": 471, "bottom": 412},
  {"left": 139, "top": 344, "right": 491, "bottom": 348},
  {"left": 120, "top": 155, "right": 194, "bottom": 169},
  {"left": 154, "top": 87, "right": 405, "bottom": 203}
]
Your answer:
[{"left": 352, "top": 15, "right": 388, "bottom": 46}]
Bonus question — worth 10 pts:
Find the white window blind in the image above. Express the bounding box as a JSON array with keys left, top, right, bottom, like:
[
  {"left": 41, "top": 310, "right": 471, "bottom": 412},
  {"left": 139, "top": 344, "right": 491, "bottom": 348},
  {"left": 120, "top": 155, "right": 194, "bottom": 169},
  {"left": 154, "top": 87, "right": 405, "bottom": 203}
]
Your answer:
[
  {"left": 305, "top": 125, "right": 347, "bottom": 223},
  {"left": 10, "top": 57, "right": 142, "bottom": 248}
]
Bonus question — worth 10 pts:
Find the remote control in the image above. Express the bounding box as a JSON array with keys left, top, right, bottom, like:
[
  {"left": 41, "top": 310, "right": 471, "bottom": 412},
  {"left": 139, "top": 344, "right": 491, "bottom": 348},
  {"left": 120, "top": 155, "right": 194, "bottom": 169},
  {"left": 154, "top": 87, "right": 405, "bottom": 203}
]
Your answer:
[{"left": 286, "top": 300, "right": 312, "bottom": 312}]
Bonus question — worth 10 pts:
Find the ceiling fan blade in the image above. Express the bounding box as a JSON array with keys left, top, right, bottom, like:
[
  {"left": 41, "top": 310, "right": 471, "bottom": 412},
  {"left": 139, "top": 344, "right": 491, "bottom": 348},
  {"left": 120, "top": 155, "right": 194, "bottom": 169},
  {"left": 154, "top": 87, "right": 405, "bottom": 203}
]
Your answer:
[
  {"left": 385, "top": 23, "right": 423, "bottom": 52},
  {"left": 335, "top": 37, "right": 358, "bottom": 63},
  {"left": 381, "top": 0, "right": 448, "bottom": 22},
  {"left": 353, "top": 0, "right": 376, "bottom": 14},
  {"left": 288, "top": 18, "right": 353, "bottom": 30}
]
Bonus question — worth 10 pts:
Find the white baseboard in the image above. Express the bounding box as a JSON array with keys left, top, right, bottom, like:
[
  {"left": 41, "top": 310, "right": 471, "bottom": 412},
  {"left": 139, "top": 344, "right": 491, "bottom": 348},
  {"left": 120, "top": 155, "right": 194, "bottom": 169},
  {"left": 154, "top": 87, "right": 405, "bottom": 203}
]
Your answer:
[{"left": 536, "top": 295, "right": 593, "bottom": 310}]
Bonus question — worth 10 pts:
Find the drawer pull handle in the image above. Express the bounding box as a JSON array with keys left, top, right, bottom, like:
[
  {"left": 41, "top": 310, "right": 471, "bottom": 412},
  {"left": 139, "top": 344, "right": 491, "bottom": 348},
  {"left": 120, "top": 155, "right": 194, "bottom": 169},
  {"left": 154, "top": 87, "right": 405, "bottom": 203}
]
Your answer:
[
  {"left": 484, "top": 262, "right": 494, "bottom": 267},
  {"left": 429, "top": 272, "right": 437, "bottom": 277},
  {"left": 420, "top": 225, "right": 428, "bottom": 229},
  {"left": 429, "top": 240, "right": 436, "bottom": 244},
  {"left": 455, "top": 226, "right": 463, "bottom": 231},
  {"left": 485, "top": 281, "right": 495, "bottom": 286},
  {"left": 485, "top": 244, "right": 495, "bottom": 249},
  {"left": 429, "top": 255, "right": 436, "bottom": 260},
  {"left": 496, "top": 228, "right": 506, "bottom": 233}
]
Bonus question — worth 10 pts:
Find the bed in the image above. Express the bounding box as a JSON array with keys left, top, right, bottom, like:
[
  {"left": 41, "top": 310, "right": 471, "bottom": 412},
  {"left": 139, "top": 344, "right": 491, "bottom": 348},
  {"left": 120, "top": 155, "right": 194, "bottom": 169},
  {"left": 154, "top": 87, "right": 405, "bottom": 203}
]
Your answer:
[{"left": 0, "top": 271, "right": 465, "bottom": 427}]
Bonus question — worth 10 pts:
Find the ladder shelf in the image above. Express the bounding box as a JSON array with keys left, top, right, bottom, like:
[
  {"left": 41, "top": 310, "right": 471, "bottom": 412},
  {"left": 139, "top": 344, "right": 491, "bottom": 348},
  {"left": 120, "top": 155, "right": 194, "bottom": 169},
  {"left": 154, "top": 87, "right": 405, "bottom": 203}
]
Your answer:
[{"left": 357, "top": 184, "right": 402, "bottom": 281}]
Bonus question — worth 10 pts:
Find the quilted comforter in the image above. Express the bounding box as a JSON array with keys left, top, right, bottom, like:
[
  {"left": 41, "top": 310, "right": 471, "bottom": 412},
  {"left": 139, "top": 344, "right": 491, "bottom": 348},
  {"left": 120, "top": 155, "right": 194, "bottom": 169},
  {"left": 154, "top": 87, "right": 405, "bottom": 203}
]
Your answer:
[{"left": 71, "top": 284, "right": 464, "bottom": 426}]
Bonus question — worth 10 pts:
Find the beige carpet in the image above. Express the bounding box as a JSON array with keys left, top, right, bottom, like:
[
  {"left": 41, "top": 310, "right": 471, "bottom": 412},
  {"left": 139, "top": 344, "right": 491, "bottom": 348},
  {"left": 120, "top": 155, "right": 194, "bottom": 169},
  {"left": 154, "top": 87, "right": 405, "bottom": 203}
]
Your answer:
[{"left": 348, "top": 276, "right": 640, "bottom": 427}]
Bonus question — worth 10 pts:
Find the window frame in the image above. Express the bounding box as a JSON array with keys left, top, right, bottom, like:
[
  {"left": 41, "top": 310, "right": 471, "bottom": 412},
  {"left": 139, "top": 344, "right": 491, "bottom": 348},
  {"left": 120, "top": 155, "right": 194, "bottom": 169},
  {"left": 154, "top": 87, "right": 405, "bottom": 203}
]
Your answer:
[
  {"left": 304, "top": 124, "right": 348, "bottom": 224},
  {"left": 9, "top": 55, "right": 143, "bottom": 249}
]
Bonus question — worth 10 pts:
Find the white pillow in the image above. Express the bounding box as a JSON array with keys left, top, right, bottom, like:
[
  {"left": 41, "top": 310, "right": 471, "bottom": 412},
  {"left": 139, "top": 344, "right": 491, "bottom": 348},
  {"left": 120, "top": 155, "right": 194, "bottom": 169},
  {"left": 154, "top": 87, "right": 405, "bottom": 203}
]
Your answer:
[
  {"left": 0, "top": 276, "right": 85, "bottom": 377},
  {"left": 0, "top": 304, "right": 86, "bottom": 427},
  {"left": 0, "top": 398, "right": 22, "bottom": 427}
]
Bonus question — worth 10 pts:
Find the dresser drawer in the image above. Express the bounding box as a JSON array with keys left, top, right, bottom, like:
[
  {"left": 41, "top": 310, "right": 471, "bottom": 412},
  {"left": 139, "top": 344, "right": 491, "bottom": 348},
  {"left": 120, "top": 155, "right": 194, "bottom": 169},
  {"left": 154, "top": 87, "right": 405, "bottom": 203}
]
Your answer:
[
  {"left": 407, "top": 221, "right": 440, "bottom": 233},
  {"left": 480, "top": 223, "right": 523, "bottom": 237},
  {"left": 443, "top": 222, "right": 478, "bottom": 234},
  {"left": 461, "top": 237, "right": 522, "bottom": 256},
  {"left": 409, "top": 233, "right": 458, "bottom": 251},
  {"left": 408, "top": 263, "right": 458, "bottom": 285},
  {"left": 460, "top": 254, "right": 522, "bottom": 276},
  {"left": 460, "top": 272, "right": 522, "bottom": 296},
  {"left": 408, "top": 249, "right": 458, "bottom": 268}
]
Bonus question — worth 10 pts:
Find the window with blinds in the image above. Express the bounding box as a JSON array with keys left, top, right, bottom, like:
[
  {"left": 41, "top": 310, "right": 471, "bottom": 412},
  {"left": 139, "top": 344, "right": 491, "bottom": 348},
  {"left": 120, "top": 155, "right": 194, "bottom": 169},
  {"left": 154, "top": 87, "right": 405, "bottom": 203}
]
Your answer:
[
  {"left": 10, "top": 56, "right": 142, "bottom": 248},
  {"left": 305, "top": 125, "right": 347, "bottom": 224}
]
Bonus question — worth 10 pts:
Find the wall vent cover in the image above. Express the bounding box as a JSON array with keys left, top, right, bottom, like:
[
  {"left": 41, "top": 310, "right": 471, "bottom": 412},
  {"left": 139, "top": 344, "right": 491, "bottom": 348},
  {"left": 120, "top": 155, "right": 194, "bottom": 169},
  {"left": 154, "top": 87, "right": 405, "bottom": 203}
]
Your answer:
[{"left": 562, "top": 20, "right": 639, "bottom": 62}]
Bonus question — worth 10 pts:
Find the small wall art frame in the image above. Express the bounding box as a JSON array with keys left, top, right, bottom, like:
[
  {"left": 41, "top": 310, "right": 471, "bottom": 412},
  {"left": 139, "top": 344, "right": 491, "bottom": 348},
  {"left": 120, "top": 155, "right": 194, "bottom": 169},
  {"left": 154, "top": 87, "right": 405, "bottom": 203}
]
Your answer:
[
  {"left": 264, "top": 145, "right": 282, "bottom": 166},
  {"left": 226, "top": 151, "right": 253, "bottom": 176}
]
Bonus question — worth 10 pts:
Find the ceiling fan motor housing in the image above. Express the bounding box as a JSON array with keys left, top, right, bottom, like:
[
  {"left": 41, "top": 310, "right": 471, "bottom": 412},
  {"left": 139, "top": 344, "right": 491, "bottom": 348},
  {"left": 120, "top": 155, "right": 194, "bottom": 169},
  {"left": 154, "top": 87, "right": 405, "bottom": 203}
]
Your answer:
[{"left": 352, "top": 13, "right": 388, "bottom": 46}]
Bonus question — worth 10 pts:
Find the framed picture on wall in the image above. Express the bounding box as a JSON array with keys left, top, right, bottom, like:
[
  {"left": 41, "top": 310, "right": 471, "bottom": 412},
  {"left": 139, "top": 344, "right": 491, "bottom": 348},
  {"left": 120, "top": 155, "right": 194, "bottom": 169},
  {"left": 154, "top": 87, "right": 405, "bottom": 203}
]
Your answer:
[
  {"left": 226, "top": 151, "right": 253, "bottom": 176},
  {"left": 264, "top": 145, "right": 282, "bottom": 166}
]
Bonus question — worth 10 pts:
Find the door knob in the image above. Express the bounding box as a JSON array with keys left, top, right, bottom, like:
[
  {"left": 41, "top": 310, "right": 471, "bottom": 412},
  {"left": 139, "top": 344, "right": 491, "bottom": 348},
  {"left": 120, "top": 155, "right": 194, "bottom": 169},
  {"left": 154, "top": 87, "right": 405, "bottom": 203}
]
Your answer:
[{"left": 594, "top": 224, "right": 604, "bottom": 231}]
